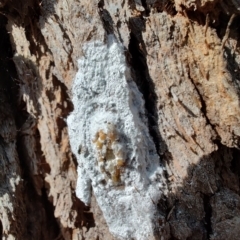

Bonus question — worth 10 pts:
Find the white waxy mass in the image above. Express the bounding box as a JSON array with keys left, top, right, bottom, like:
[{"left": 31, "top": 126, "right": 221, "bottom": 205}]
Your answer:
[{"left": 67, "top": 35, "right": 165, "bottom": 240}]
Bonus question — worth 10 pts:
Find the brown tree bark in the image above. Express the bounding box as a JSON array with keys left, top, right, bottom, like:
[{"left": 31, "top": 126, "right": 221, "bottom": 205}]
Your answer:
[{"left": 0, "top": 0, "right": 240, "bottom": 239}]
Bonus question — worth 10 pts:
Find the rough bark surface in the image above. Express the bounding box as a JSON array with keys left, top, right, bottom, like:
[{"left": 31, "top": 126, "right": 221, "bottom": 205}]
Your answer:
[{"left": 0, "top": 0, "right": 240, "bottom": 239}]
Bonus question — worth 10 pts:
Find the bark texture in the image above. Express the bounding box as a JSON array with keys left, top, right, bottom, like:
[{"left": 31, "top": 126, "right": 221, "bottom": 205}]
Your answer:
[{"left": 0, "top": 0, "right": 240, "bottom": 239}]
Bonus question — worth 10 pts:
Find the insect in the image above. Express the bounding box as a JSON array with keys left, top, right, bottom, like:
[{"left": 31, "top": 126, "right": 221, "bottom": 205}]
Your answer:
[{"left": 92, "top": 126, "right": 126, "bottom": 184}]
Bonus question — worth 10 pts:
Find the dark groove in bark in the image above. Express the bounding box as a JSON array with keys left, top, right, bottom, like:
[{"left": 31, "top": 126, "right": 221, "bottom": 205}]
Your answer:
[
  {"left": 98, "top": 0, "right": 115, "bottom": 35},
  {"left": 128, "top": 29, "right": 161, "bottom": 155},
  {"left": 15, "top": 69, "right": 62, "bottom": 240},
  {"left": 128, "top": 19, "right": 170, "bottom": 198},
  {"left": 41, "top": 186, "right": 62, "bottom": 239},
  {"left": 0, "top": 13, "right": 62, "bottom": 239},
  {"left": 203, "top": 194, "right": 213, "bottom": 239},
  {"left": 141, "top": 0, "right": 150, "bottom": 16},
  {"left": 0, "top": 220, "right": 2, "bottom": 239},
  {"left": 151, "top": 0, "right": 177, "bottom": 16},
  {"left": 231, "top": 148, "right": 240, "bottom": 186},
  {"left": 0, "top": 15, "right": 19, "bottom": 113},
  {"left": 187, "top": 70, "right": 217, "bottom": 137}
]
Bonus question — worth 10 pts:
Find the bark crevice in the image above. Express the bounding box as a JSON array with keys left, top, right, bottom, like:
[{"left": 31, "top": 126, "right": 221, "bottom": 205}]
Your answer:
[
  {"left": 187, "top": 69, "right": 217, "bottom": 137},
  {"left": 128, "top": 20, "right": 161, "bottom": 155},
  {"left": 203, "top": 194, "right": 213, "bottom": 239}
]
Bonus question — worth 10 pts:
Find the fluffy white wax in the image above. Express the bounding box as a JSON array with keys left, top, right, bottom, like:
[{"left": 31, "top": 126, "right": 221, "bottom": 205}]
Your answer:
[{"left": 67, "top": 35, "right": 164, "bottom": 239}]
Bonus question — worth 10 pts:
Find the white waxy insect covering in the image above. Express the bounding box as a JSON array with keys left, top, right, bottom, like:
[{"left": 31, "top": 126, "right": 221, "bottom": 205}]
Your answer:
[{"left": 67, "top": 35, "right": 165, "bottom": 239}]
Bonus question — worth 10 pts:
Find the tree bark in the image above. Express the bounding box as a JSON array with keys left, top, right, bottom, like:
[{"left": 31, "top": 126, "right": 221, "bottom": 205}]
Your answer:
[{"left": 0, "top": 0, "right": 240, "bottom": 239}]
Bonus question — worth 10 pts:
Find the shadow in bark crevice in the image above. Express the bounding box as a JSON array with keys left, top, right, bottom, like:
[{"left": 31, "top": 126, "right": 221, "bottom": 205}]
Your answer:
[
  {"left": 128, "top": 13, "right": 240, "bottom": 240},
  {"left": 0, "top": 220, "right": 2, "bottom": 239},
  {"left": 12, "top": 54, "right": 93, "bottom": 238},
  {"left": 128, "top": 17, "right": 171, "bottom": 190},
  {"left": 129, "top": 17, "right": 165, "bottom": 156},
  {"left": 223, "top": 45, "right": 240, "bottom": 102},
  {"left": 98, "top": 0, "right": 114, "bottom": 35},
  {"left": 1, "top": 1, "right": 97, "bottom": 237},
  {"left": 148, "top": 0, "right": 177, "bottom": 16},
  {"left": 166, "top": 142, "right": 240, "bottom": 240},
  {"left": 0, "top": 11, "right": 63, "bottom": 239}
]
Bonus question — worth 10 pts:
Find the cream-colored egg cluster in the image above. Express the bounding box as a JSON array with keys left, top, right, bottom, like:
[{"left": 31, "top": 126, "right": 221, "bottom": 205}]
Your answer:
[{"left": 92, "top": 125, "right": 125, "bottom": 183}]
